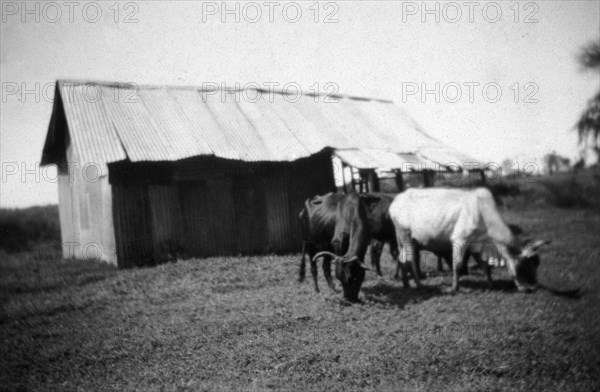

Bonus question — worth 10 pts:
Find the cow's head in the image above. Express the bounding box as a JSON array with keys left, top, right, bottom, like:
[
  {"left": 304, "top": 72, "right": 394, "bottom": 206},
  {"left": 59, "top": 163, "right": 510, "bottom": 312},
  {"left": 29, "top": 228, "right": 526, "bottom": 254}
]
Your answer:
[
  {"left": 504, "top": 239, "right": 550, "bottom": 292},
  {"left": 313, "top": 251, "right": 370, "bottom": 303}
]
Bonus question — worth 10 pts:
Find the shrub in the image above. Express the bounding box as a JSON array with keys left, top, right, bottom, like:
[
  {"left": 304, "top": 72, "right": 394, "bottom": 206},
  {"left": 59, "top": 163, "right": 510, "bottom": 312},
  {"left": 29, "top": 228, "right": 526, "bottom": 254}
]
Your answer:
[{"left": 0, "top": 205, "right": 61, "bottom": 253}]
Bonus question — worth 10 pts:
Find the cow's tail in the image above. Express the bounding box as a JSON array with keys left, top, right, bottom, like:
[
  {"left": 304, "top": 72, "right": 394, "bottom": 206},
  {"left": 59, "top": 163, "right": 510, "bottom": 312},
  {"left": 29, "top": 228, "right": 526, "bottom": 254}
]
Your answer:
[
  {"left": 299, "top": 240, "right": 307, "bottom": 282},
  {"left": 298, "top": 200, "right": 311, "bottom": 282}
]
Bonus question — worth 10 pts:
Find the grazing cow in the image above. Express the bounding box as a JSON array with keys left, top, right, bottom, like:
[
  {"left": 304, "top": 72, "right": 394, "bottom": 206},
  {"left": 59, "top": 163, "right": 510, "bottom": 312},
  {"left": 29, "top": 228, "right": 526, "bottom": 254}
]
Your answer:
[
  {"left": 389, "top": 187, "right": 550, "bottom": 292},
  {"left": 300, "top": 193, "right": 400, "bottom": 285},
  {"left": 361, "top": 193, "right": 450, "bottom": 280},
  {"left": 359, "top": 193, "right": 400, "bottom": 277},
  {"left": 298, "top": 193, "right": 347, "bottom": 293},
  {"left": 299, "top": 193, "right": 371, "bottom": 302}
]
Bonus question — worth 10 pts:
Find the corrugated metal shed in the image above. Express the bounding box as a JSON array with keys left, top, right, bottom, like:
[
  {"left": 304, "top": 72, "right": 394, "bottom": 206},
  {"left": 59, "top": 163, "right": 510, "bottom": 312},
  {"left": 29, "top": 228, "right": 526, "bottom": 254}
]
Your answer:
[
  {"left": 335, "top": 149, "right": 438, "bottom": 170},
  {"left": 41, "top": 80, "right": 482, "bottom": 168}
]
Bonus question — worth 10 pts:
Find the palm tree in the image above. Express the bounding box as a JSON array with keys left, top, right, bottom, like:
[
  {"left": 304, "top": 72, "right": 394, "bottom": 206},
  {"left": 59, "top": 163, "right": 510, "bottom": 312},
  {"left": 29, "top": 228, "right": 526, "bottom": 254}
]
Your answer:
[{"left": 576, "top": 41, "right": 600, "bottom": 160}]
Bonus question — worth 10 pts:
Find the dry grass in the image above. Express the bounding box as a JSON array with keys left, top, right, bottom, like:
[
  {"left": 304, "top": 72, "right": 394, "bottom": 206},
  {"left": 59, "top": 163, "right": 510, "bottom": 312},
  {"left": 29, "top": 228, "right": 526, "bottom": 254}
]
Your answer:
[{"left": 1, "top": 208, "right": 599, "bottom": 391}]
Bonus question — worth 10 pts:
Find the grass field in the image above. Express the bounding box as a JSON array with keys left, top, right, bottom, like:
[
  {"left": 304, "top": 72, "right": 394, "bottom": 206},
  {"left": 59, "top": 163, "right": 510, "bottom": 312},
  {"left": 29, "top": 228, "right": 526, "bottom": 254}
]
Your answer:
[{"left": 1, "top": 207, "right": 599, "bottom": 391}]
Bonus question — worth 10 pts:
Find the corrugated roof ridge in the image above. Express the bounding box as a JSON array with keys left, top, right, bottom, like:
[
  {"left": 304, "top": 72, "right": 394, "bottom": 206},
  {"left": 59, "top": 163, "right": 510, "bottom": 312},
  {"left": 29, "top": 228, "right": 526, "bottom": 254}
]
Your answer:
[{"left": 56, "top": 79, "right": 394, "bottom": 104}]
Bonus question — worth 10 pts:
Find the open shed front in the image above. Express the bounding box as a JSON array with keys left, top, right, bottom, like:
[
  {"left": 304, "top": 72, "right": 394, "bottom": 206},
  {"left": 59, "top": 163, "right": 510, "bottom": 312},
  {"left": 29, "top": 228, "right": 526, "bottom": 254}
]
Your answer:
[{"left": 107, "top": 152, "right": 335, "bottom": 267}]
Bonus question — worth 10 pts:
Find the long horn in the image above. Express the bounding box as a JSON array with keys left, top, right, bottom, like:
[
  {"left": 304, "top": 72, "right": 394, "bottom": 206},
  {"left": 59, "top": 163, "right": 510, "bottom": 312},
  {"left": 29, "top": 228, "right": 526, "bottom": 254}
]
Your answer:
[
  {"left": 313, "top": 251, "right": 337, "bottom": 262},
  {"left": 521, "top": 239, "right": 551, "bottom": 257},
  {"left": 342, "top": 255, "right": 359, "bottom": 264}
]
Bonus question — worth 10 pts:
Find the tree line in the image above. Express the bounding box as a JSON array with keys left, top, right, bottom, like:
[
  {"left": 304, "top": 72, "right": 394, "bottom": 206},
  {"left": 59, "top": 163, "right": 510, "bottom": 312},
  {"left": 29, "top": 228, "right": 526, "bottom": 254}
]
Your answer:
[{"left": 0, "top": 205, "right": 61, "bottom": 253}]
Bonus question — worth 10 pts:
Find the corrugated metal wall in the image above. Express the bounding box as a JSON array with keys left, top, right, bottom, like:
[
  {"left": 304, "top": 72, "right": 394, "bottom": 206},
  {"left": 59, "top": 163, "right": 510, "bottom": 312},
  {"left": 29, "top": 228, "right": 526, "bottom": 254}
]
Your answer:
[
  {"left": 109, "top": 153, "right": 335, "bottom": 266},
  {"left": 233, "top": 172, "right": 268, "bottom": 254},
  {"left": 148, "top": 185, "right": 183, "bottom": 262},
  {"left": 179, "top": 178, "right": 238, "bottom": 256},
  {"left": 264, "top": 169, "right": 292, "bottom": 251},
  {"left": 112, "top": 184, "right": 153, "bottom": 267}
]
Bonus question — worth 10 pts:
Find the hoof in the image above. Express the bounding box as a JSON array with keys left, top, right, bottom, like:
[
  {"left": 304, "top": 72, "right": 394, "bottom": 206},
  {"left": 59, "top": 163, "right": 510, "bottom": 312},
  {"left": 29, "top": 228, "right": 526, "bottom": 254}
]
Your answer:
[{"left": 443, "top": 287, "right": 458, "bottom": 294}]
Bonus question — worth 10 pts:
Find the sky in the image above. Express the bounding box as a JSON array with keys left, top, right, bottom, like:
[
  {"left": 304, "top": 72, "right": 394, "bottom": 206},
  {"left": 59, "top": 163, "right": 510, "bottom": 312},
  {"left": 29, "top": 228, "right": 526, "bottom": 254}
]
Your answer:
[{"left": 1, "top": 0, "right": 599, "bottom": 207}]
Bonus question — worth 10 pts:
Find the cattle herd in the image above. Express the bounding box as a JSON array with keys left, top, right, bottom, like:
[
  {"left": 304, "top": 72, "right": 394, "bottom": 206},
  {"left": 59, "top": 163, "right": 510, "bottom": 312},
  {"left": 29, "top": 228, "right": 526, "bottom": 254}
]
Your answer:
[{"left": 299, "top": 187, "right": 551, "bottom": 303}]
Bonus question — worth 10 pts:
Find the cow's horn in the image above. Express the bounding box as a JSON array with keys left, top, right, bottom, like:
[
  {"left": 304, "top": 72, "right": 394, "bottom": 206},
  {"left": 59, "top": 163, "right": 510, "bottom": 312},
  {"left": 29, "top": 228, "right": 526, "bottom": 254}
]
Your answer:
[
  {"left": 312, "top": 251, "right": 337, "bottom": 262},
  {"left": 521, "top": 239, "right": 551, "bottom": 257},
  {"left": 342, "top": 256, "right": 358, "bottom": 264}
]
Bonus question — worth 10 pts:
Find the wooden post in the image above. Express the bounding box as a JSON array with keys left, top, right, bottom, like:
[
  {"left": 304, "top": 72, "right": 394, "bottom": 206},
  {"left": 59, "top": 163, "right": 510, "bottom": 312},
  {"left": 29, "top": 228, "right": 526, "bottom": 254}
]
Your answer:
[
  {"left": 358, "top": 169, "right": 368, "bottom": 193},
  {"left": 394, "top": 170, "right": 405, "bottom": 192},
  {"left": 370, "top": 170, "right": 380, "bottom": 192},
  {"left": 350, "top": 167, "right": 357, "bottom": 193},
  {"left": 423, "top": 169, "right": 434, "bottom": 187},
  {"left": 360, "top": 169, "right": 379, "bottom": 193},
  {"left": 478, "top": 169, "right": 486, "bottom": 184},
  {"left": 341, "top": 163, "right": 348, "bottom": 194}
]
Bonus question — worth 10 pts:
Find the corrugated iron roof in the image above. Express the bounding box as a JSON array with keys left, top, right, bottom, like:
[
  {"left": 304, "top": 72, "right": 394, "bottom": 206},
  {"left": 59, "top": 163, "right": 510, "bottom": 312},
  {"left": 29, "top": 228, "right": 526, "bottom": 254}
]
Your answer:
[{"left": 42, "top": 80, "right": 482, "bottom": 168}]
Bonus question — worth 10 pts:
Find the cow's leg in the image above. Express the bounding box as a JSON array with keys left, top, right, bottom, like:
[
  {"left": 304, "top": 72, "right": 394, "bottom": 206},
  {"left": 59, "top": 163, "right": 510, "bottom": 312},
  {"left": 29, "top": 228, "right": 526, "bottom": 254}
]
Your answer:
[
  {"left": 299, "top": 241, "right": 307, "bottom": 282},
  {"left": 473, "top": 253, "right": 493, "bottom": 288},
  {"left": 408, "top": 241, "right": 423, "bottom": 289},
  {"left": 443, "top": 251, "right": 453, "bottom": 270},
  {"left": 370, "top": 240, "right": 384, "bottom": 277},
  {"left": 390, "top": 239, "right": 399, "bottom": 280},
  {"left": 415, "top": 248, "right": 424, "bottom": 280},
  {"left": 396, "top": 230, "right": 412, "bottom": 288},
  {"left": 322, "top": 256, "right": 337, "bottom": 293},
  {"left": 395, "top": 229, "right": 421, "bottom": 288},
  {"left": 397, "top": 242, "right": 410, "bottom": 288},
  {"left": 394, "top": 254, "right": 402, "bottom": 281},
  {"left": 451, "top": 241, "right": 468, "bottom": 292},
  {"left": 399, "top": 240, "right": 422, "bottom": 289},
  {"left": 392, "top": 232, "right": 403, "bottom": 282},
  {"left": 437, "top": 256, "right": 444, "bottom": 272},
  {"left": 459, "top": 256, "right": 469, "bottom": 276}
]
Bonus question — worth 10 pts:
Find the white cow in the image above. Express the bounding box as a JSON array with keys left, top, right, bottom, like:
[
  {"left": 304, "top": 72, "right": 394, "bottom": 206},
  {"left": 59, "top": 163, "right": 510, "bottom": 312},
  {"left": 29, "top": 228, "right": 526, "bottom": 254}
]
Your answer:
[{"left": 389, "top": 187, "right": 549, "bottom": 292}]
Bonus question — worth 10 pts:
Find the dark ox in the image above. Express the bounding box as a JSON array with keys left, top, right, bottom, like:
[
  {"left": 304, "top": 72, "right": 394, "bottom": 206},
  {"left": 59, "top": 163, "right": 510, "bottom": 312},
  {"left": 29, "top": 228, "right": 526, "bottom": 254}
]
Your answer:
[
  {"left": 299, "top": 192, "right": 436, "bottom": 296},
  {"left": 358, "top": 193, "right": 400, "bottom": 277},
  {"left": 298, "top": 193, "right": 370, "bottom": 302}
]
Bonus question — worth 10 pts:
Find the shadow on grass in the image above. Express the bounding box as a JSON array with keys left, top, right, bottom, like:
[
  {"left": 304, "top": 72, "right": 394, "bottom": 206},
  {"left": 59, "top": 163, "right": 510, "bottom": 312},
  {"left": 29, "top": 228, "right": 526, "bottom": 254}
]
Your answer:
[
  {"left": 461, "top": 279, "right": 583, "bottom": 299},
  {"left": 362, "top": 278, "right": 528, "bottom": 308},
  {"left": 459, "top": 279, "right": 517, "bottom": 292},
  {"left": 362, "top": 282, "right": 443, "bottom": 309}
]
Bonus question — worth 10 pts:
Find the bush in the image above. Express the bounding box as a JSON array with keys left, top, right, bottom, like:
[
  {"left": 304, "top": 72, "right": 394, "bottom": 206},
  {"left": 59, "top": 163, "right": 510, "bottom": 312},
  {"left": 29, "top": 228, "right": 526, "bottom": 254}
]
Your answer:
[
  {"left": 438, "top": 169, "right": 600, "bottom": 210},
  {"left": 0, "top": 205, "right": 61, "bottom": 253}
]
